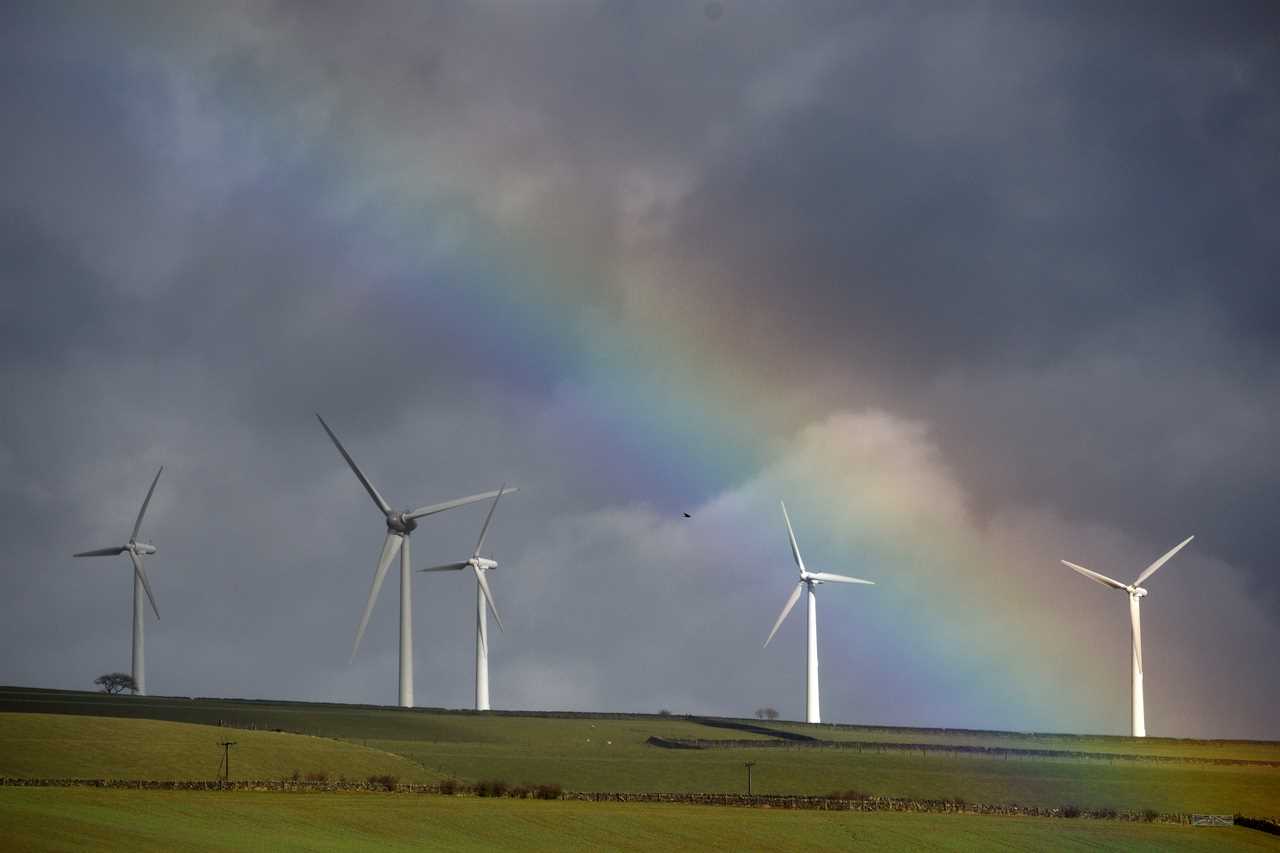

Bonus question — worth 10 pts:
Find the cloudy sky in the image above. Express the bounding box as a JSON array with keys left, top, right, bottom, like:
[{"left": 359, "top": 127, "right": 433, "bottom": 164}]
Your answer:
[{"left": 2, "top": 1, "right": 1277, "bottom": 739}]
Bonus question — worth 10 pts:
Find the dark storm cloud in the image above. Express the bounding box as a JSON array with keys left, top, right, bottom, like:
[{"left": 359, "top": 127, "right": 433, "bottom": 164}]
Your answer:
[
  {"left": 646, "top": 3, "right": 1280, "bottom": 595},
  {"left": 1, "top": 2, "right": 1277, "bottom": 736}
]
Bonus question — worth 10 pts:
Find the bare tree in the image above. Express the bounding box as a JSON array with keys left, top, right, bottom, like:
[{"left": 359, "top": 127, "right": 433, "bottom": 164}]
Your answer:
[
  {"left": 755, "top": 708, "right": 767, "bottom": 719},
  {"left": 763, "top": 707, "right": 779, "bottom": 721},
  {"left": 94, "top": 672, "right": 137, "bottom": 695}
]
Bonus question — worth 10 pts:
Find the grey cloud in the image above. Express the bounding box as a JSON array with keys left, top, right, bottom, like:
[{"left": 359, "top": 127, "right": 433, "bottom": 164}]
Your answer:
[{"left": 1, "top": 2, "right": 1277, "bottom": 737}]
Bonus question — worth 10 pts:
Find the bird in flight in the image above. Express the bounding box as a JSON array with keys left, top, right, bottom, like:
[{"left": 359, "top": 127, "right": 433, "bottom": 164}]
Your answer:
[{"left": 683, "top": 512, "right": 692, "bottom": 518}]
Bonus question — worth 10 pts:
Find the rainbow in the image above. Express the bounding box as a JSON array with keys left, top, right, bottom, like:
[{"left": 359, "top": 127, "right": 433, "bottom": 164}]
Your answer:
[{"left": 77, "top": 5, "right": 1121, "bottom": 734}]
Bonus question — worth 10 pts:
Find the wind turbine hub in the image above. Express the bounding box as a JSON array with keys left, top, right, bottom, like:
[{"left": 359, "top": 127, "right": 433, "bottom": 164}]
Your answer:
[
  {"left": 473, "top": 557, "right": 498, "bottom": 571},
  {"left": 1132, "top": 587, "right": 1148, "bottom": 598},
  {"left": 386, "top": 512, "right": 417, "bottom": 535},
  {"left": 130, "top": 542, "right": 157, "bottom": 556}
]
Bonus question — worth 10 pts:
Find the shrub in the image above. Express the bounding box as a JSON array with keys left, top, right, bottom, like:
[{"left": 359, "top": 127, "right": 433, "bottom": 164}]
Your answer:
[
  {"left": 534, "top": 783, "right": 562, "bottom": 800},
  {"left": 367, "top": 774, "right": 398, "bottom": 791},
  {"left": 1061, "top": 804, "right": 1081, "bottom": 818},
  {"left": 304, "top": 771, "right": 328, "bottom": 783},
  {"left": 289, "top": 770, "right": 301, "bottom": 782},
  {"left": 438, "top": 778, "right": 460, "bottom": 796},
  {"left": 1095, "top": 807, "right": 1117, "bottom": 819},
  {"left": 1235, "top": 816, "right": 1280, "bottom": 836},
  {"left": 659, "top": 709, "right": 672, "bottom": 716},
  {"left": 1142, "top": 808, "right": 1159, "bottom": 823},
  {"left": 510, "top": 785, "right": 531, "bottom": 799},
  {"left": 476, "top": 779, "right": 509, "bottom": 798}
]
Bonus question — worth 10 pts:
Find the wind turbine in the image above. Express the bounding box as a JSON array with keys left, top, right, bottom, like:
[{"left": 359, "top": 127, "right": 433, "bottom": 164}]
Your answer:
[
  {"left": 1060, "top": 535, "right": 1194, "bottom": 737},
  {"left": 316, "top": 413, "right": 510, "bottom": 708},
  {"left": 762, "top": 501, "right": 874, "bottom": 724},
  {"left": 419, "top": 485, "right": 514, "bottom": 711},
  {"left": 73, "top": 466, "right": 164, "bottom": 695}
]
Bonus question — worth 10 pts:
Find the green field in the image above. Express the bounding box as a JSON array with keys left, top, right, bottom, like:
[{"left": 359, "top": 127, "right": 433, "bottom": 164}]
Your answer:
[
  {"left": 2, "top": 788, "right": 1275, "bottom": 853},
  {"left": 757, "top": 720, "right": 1280, "bottom": 762},
  {"left": 0, "top": 713, "right": 434, "bottom": 783},
  {"left": 2, "top": 684, "right": 1278, "bottom": 841},
  {"left": 377, "top": 736, "right": 1280, "bottom": 815}
]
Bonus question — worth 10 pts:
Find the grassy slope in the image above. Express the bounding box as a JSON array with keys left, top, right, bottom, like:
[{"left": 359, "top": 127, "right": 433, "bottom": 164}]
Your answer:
[
  {"left": 3, "top": 788, "right": 1276, "bottom": 853},
  {"left": 0, "top": 714, "right": 435, "bottom": 783}
]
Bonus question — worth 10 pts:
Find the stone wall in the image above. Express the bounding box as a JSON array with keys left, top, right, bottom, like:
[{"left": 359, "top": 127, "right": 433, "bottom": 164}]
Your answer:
[
  {"left": 5, "top": 777, "right": 1274, "bottom": 827},
  {"left": 560, "top": 791, "right": 1196, "bottom": 823},
  {"left": 0, "top": 777, "right": 435, "bottom": 793}
]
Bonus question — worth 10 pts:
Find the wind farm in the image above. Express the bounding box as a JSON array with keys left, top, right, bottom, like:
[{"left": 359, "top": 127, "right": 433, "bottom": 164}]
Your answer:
[
  {"left": 316, "top": 413, "right": 509, "bottom": 708},
  {"left": 6, "top": 1, "right": 1280, "bottom": 850}
]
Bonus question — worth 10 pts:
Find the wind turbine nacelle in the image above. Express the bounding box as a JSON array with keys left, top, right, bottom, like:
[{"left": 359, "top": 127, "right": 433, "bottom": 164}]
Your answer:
[
  {"left": 1132, "top": 587, "right": 1148, "bottom": 598},
  {"left": 474, "top": 558, "right": 498, "bottom": 571},
  {"left": 386, "top": 512, "right": 417, "bottom": 535},
  {"left": 133, "top": 543, "right": 157, "bottom": 555}
]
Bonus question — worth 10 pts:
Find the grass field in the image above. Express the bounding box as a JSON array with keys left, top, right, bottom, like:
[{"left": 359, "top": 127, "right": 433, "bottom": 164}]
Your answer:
[
  {"left": 2, "top": 686, "right": 1277, "bottom": 820},
  {"left": 758, "top": 720, "right": 1280, "bottom": 762},
  {"left": 377, "top": 736, "right": 1280, "bottom": 814},
  {"left": 3, "top": 788, "right": 1276, "bottom": 853},
  {"left": 0, "top": 714, "right": 434, "bottom": 783}
]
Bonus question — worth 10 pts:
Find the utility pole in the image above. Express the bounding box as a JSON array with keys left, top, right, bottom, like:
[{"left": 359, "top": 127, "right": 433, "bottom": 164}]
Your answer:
[
  {"left": 218, "top": 741, "right": 237, "bottom": 783},
  {"left": 745, "top": 761, "right": 756, "bottom": 795}
]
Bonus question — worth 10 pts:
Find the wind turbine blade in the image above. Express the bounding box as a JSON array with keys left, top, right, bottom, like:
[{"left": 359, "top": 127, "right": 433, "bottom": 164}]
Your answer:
[
  {"left": 316, "top": 413, "right": 392, "bottom": 517},
  {"left": 351, "top": 533, "right": 404, "bottom": 661},
  {"left": 127, "top": 550, "right": 160, "bottom": 620},
  {"left": 780, "top": 500, "right": 806, "bottom": 574},
  {"left": 407, "top": 487, "right": 518, "bottom": 521},
  {"left": 130, "top": 466, "right": 164, "bottom": 542},
  {"left": 472, "top": 565, "right": 503, "bottom": 632},
  {"left": 74, "top": 546, "right": 127, "bottom": 557},
  {"left": 1130, "top": 597, "right": 1143, "bottom": 674},
  {"left": 763, "top": 582, "right": 803, "bottom": 648},
  {"left": 1060, "top": 560, "right": 1128, "bottom": 591},
  {"left": 807, "top": 572, "right": 875, "bottom": 585},
  {"left": 472, "top": 485, "right": 506, "bottom": 558},
  {"left": 1133, "top": 535, "right": 1194, "bottom": 587},
  {"left": 418, "top": 562, "right": 470, "bottom": 573}
]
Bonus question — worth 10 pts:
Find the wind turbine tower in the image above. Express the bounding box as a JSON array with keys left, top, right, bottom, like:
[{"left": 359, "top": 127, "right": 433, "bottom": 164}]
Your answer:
[
  {"left": 316, "top": 413, "right": 509, "bottom": 708},
  {"left": 73, "top": 466, "right": 164, "bottom": 695},
  {"left": 1060, "top": 535, "right": 1194, "bottom": 737},
  {"left": 763, "top": 501, "right": 874, "bottom": 724}
]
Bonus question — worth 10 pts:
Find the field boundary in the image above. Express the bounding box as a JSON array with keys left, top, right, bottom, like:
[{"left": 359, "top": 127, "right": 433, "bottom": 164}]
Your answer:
[
  {"left": 645, "top": 735, "right": 1280, "bottom": 768},
  {"left": 9, "top": 777, "right": 1272, "bottom": 826}
]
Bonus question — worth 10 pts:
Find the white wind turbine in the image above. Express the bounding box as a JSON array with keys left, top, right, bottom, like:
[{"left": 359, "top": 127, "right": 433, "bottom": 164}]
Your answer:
[
  {"left": 763, "top": 501, "right": 874, "bottom": 724},
  {"left": 73, "top": 466, "right": 164, "bottom": 695},
  {"left": 419, "top": 485, "right": 514, "bottom": 711},
  {"left": 317, "top": 413, "right": 510, "bottom": 708},
  {"left": 1060, "top": 535, "right": 1194, "bottom": 737}
]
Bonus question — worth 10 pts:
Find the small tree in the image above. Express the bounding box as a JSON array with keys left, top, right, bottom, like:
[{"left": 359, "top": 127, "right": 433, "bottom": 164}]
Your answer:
[
  {"left": 755, "top": 708, "right": 766, "bottom": 719},
  {"left": 763, "top": 707, "right": 779, "bottom": 721},
  {"left": 95, "top": 673, "right": 137, "bottom": 695}
]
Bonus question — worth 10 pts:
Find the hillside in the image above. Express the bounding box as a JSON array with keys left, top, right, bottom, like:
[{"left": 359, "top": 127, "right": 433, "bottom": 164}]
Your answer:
[
  {"left": 2, "top": 686, "right": 1277, "bottom": 816},
  {"left": 0, "top": 713, "right": 434, "bottom": 783}
]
